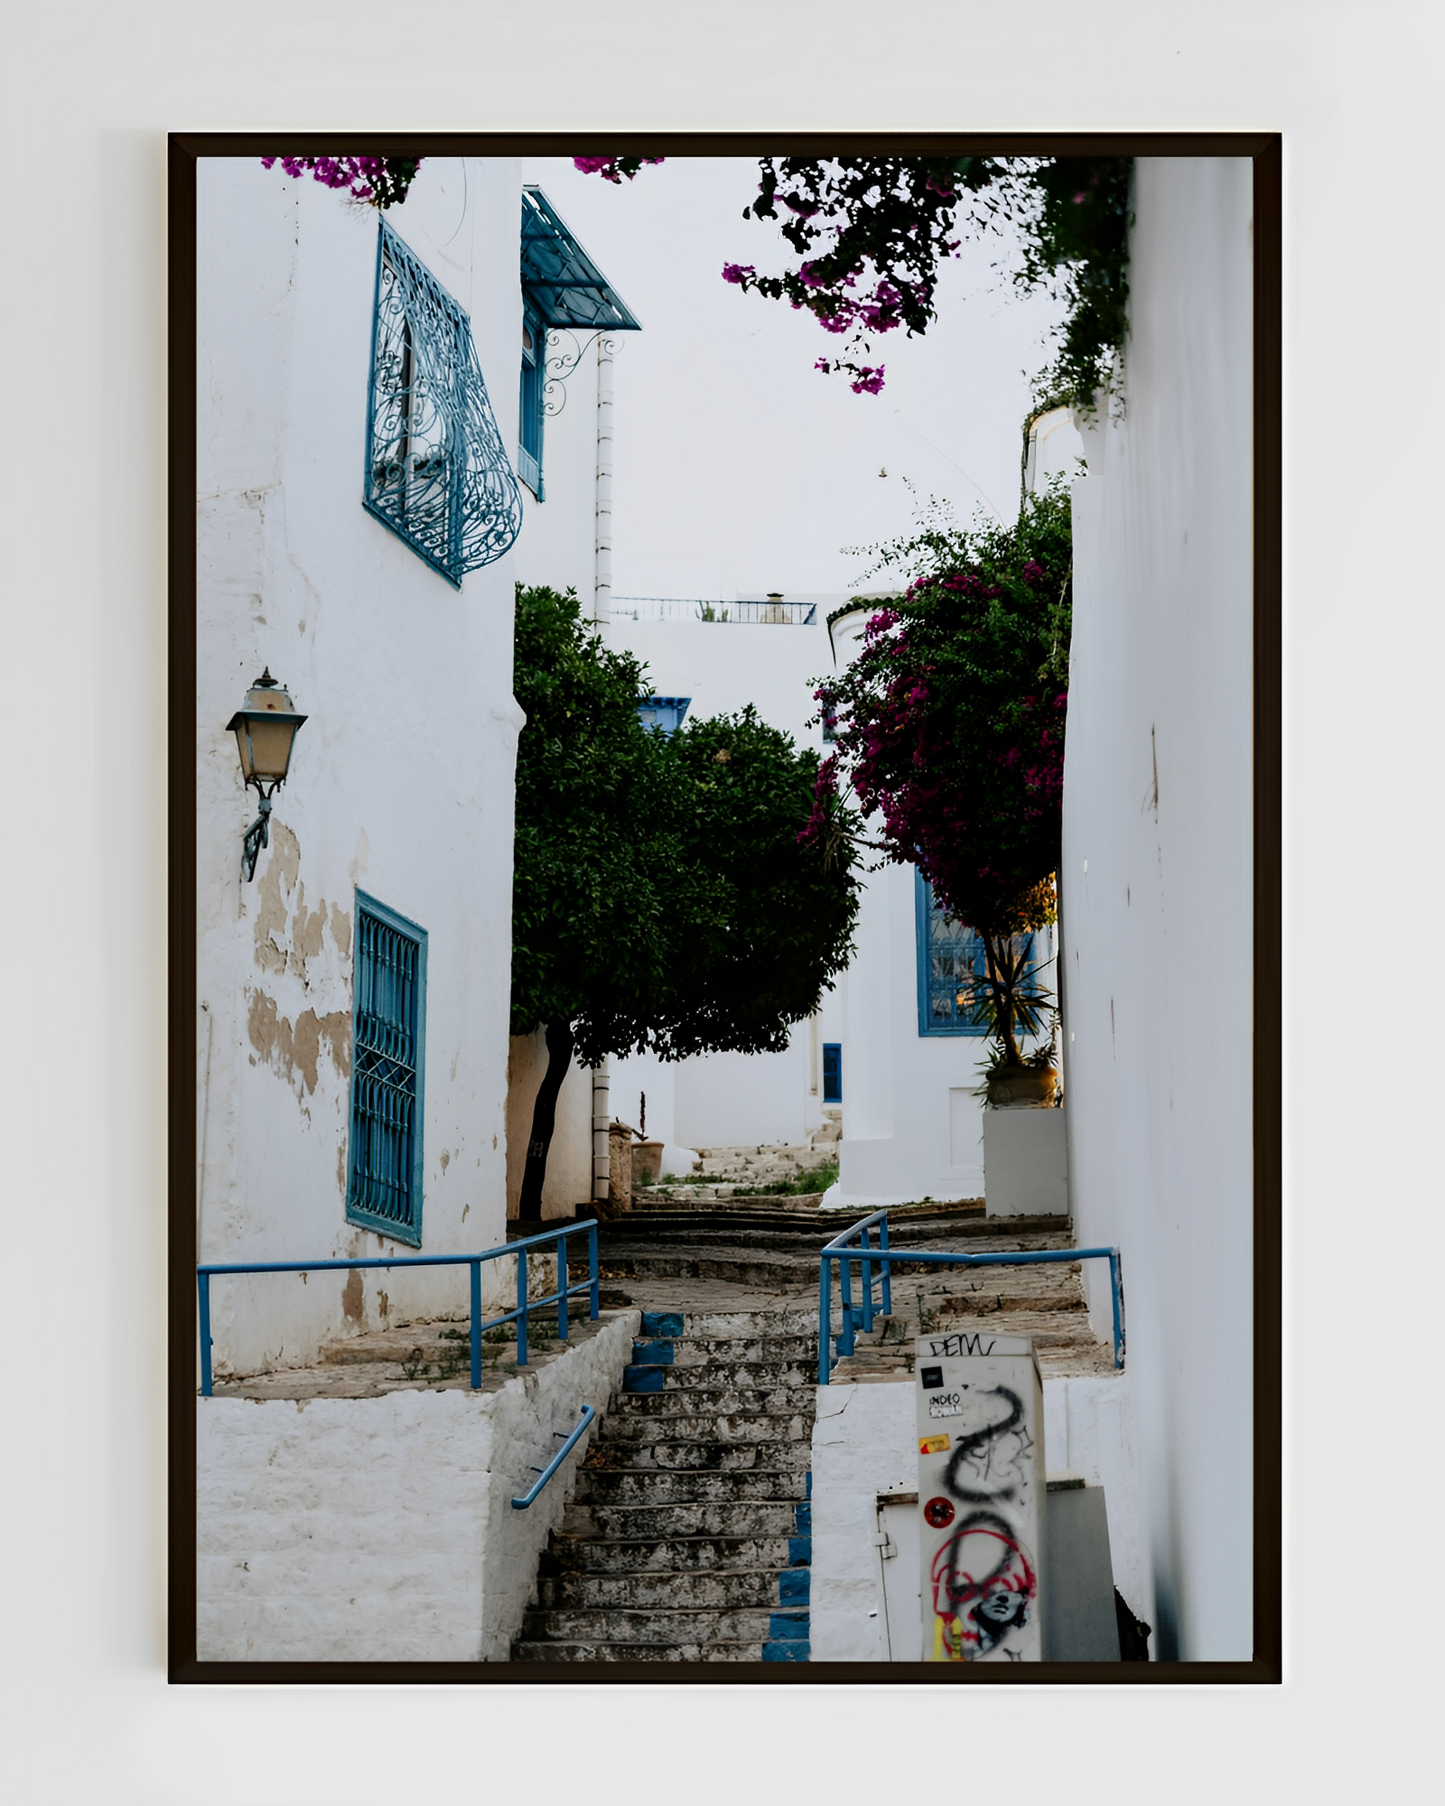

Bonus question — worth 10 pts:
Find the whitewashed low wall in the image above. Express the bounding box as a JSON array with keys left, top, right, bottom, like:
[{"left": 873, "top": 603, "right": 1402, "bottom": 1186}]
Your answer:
[
  {"left": 810, "top": 1370, "right": 1146, "bottom": 1660},
  {"left": 197, "top": 1310, "right": 639, "bottom": 1662}
]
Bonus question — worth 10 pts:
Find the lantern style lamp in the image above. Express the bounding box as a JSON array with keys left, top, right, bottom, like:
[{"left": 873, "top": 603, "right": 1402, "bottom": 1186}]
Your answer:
[{"left": 226, "top": 669, "right": 307, "bottom": 882}]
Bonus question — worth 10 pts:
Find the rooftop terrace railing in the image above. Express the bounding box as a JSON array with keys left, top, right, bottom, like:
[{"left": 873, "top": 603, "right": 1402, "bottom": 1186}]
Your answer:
[
  {"left": 611, "top": 596, "right": 819, "bottom": 626},
  {"left": 817, "top": 1210, "right": 1124, "bottom": 1384},
  {"left": 196, "top": 1220, "right": 600, "bottom": 1397}
]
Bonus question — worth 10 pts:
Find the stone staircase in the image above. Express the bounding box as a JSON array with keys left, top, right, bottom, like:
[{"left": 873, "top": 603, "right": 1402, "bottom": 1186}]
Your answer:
[{"left": 512, "top": 1307, "right": 817, "bottom": 1662}]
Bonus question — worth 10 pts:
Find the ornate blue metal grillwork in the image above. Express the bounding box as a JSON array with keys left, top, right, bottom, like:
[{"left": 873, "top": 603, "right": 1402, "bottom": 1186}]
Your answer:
[
  {"left": 346, "top": 891, "right": 427, "bottom": 1246},
  {"left": 365, "top": 220, "right": 522, "bottom": 586}
]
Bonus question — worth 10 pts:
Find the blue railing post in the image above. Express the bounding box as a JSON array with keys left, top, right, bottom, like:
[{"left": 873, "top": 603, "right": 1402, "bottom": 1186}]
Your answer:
[
  {"left": 469, "top": 1259, "right": 482, "bottom": 1389},
  {"left": 859, "top": 1224, "right": 874, "bottom": 1334},
  {"left": 880, "top": 1213, "right": 892, "bottom": 1318},
  {"left": 1109, "top": 1249, "right": 1124, "bottom": 1371},
  {"left": 839, "top": 1248, "right": 856, "bottom": 1358},
  {"left": 198, "top": 1271, "right": 213, "bottom": 1398},
  {"left": 588, "top": 1220, "right": 599, "bottom": 1320},
  {"left": 817, "top": 1254, "right": 832, "bottom": 1385},
  {"left": 516, "top": 1247, "right": 529, "bottom": 1366},
  {"left": 556, "top": 1235, "right": 568, "bottom": 1343}
]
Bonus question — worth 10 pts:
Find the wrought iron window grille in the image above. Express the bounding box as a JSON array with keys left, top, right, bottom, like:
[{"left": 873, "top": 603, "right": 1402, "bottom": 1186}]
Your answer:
[
  {"left": 346, "top": 891, "right": 428, "bottom": 1246},
  {"left": 915, "top": 870, "right": 1038, "bottom": 1038},
  {"left": 364, "top": 219, "right": 522, "bottom": 586}
]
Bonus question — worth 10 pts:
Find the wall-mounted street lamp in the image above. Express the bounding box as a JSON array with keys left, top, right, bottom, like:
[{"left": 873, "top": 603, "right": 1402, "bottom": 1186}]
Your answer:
[{"left": 227, "top": 669, "right": 307, "bottom": 882}]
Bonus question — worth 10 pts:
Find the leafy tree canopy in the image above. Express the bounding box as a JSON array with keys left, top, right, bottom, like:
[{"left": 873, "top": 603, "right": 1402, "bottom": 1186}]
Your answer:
[{"left": 511, "top": 585, "right": 860, "bottom": 1068}]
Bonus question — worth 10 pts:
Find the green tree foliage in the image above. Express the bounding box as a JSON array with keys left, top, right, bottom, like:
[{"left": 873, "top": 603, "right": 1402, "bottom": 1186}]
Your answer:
[{"left": 511, "top": 585, "right": 859, "bottom": 1211}]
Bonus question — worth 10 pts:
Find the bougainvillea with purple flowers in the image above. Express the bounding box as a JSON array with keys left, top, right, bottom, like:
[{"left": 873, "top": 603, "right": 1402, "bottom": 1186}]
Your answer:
[
  {"left": 574, "top": 153, "right": 1131, "bottom": 404},
  {"left": 804, "top": 488, "right": 1072, "bottom": 949},
  {"left": 261, "top": 156, "right": 423, "bottom": 210}
]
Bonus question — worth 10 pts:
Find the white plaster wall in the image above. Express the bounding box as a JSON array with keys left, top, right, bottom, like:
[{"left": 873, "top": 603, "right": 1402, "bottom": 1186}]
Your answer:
[
  {"left": 511, "top": 332, "right": 607, "bottom": 601},
  {"left": 1060, "top": 158, "right": 1254, "bottom": 1661},
  {"left": 197, "top": 1309, "right": 639, "bottom": 1661},
  {"left": 197, "top": 159, "right": 530, "bottom": 1372},
  {"left": 810, "top": 1371, "right": 1145, "bottom": 1660}
]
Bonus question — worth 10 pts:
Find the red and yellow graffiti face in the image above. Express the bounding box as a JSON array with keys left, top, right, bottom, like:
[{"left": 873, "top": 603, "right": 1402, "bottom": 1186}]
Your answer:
[{"left": 929, "top": 1511, "right": 1036, "bottom": 1660}]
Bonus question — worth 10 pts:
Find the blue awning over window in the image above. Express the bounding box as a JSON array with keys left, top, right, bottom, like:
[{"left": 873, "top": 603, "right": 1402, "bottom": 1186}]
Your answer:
[{"left": 521, "top": 187, "right": 642, "bottom": 332}]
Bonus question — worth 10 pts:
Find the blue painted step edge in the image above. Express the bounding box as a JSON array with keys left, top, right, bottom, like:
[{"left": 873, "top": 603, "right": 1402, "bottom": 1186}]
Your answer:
[
  {"left": 787, "top": 1536, "right": 812, "bottom": 1568},
  {"left": 779, "top": 1570, "right": 810, "bottom": 1606},
  {"left": 795, "top": 1501, "right": 811, "bottom": 1533},
  {"left": 631, "top": 1340, "right": 674, "bottom": 1366},
  {"left": 641, "top": 1311, "right": 685, "bottom": 1338},
  {"left": 768, "top": 1611, "right": 810, "bottom": 1641},
  {"left": 623, "top": 1366, "right": 665, "bottom": 1393},
  {"left": 762, "top": 1641, "right": 810, "bottom": 1662}
]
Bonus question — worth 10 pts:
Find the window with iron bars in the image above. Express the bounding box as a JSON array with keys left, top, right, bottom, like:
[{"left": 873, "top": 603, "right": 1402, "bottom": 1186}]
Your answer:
[
  {"left": 346, "top": 891, "right": 428, "bottom": 1246},
  {"left": 364, "top": 219, "right": 522, "bottom": 586},
  {"left": 915, "top": 869, "right": 1035, "bottom": 1038}
]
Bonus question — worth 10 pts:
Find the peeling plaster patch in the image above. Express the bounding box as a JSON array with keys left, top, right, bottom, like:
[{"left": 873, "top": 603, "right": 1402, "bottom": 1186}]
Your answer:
[
  {"left": 342, "top": 1269, "right": 365, "bottom": 1324},
  {"left": 462, "top": 1202, "right": 470, "bottom": 1222},
  {"left": 378, "top": 1290, "right": 389, "bottom": 1318},
  {"left": 247, "top": 991, "right": 351, "bottom": 1097},
  {"left": 329, "top": 902, "right": 352, "bottom": 958},
  {"left": 439, "top": 1150, "right": 450, "bottom": 1173},
  {"left": 288, "top": 880, "right": 329, "bottom": 981},
  {"left": 492, "top": 1135, "right": 498, "bottom": 1150},
  {"left": 337, "top": 1144, "right": 347, "bottom": 1196},
  {"left": 349, "top": 828, "right": 370, "bottom": 888},
  {"left": 253, "top": 822, "right": 302, "bottom": 973}
]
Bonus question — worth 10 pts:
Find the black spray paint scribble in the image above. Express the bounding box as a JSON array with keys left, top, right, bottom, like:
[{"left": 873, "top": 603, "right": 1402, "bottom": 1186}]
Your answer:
[{"left": 941, "top": 1386, "right": 1033, "bottom": 1503}]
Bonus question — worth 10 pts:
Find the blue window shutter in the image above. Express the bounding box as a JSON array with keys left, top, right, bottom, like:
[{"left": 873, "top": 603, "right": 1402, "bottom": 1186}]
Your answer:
[
  {"left": 822, "top": 1043, "right": 842, "bottom": 1103},
  {"left": 915, "top": 869, "right": 992, "bottom": 1038},
  {"left": 346, "top": 891, "right": 427, "bottom": 1246},
  {"left": 518, "top": 308, "right": 545, "bottom": 499}
]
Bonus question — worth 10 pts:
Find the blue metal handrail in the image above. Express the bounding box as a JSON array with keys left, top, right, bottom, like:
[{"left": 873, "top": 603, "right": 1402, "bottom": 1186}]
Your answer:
[
  {"left": 511, "top": 1404, "right": 597, "bottom": 1509},
  {"left": 817, "top": 1210, "right": 1124, "bottom": 1383},
  {"left": 196, "top": 1221, "right": 600, "bottom": 1397}
]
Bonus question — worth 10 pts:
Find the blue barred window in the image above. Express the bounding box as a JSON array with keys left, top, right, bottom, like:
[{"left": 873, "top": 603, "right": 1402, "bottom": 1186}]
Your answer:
[
  {"left": 915, "top": 870, "right": 1036, "bottom": 1038},
  {"left": 364, "top": 219, "right": 522, "bottom": 586},
  {"left": 346, "top": 891, "right": 427, "bottom": 1246},
  {"left": 637, "top": 695, "right": 690, "bottom": 736},
  {"left": 822, "top": 1042, "right": 842, "bottom": 1103}
]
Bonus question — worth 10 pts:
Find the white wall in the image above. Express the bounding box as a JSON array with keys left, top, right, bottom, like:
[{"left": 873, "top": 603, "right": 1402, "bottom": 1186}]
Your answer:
[
  {"left": 196, "top": 159, "right": 528, "bottom": 1371},
  {"left": 1060, "top": 158, "right": 1254, "bottom": 1661},
  {"left": 197, "top": 1310, "right": 638, "bottom": 1661}
]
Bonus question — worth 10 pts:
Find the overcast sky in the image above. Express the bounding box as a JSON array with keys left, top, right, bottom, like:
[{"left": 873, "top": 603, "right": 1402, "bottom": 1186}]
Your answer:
[{"left": 519, "top": 155, "right": 1070, "bottom": 602}]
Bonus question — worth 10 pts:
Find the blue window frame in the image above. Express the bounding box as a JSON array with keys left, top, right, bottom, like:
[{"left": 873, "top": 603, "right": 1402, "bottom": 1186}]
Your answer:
[
  {"left": 346, "top": 891, "right": 427, "bottom": 1247},
  {"left": 518, "top": 187, "right": 640, "bottom": 501},
  {"left": 916, "top": 869, "right": 991, "bottom": 1038},
  {"left": 637, "top": 695, "right": 690, "bottom": 736},
  {"left": 915, "top": 870, "right": 1037, "bottom": 1037},
  {"left": 822, "top": 1042, "right": 842, "bottom": 1103},
  {"left": 365, "top": 218, "right": 522, "bottom": 586}
]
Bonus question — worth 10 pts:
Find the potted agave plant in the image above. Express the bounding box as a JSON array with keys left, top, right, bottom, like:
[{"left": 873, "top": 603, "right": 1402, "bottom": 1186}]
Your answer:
[{"left": 961, "top": 935, "right": 1061, "bottom": 1107}]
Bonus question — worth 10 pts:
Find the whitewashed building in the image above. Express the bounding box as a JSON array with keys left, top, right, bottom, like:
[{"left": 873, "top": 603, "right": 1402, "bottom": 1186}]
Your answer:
[{"left": 196, "top": 159, "right": 615, "bottom": 1370}]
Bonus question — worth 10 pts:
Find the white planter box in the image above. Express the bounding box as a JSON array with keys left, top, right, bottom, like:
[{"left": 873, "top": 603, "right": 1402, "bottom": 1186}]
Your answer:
[{"left": 983, "top": 1107, "right": 1069, "bottom": 1217}]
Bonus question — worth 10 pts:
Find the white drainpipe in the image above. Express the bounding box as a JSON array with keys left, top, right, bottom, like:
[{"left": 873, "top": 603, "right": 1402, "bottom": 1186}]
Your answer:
[
  {"left": 591, "top": 335, "right": 616, "bottom": 1203},
  {"left": 594, "top": 336, "right": 614, "bottom": 629}
]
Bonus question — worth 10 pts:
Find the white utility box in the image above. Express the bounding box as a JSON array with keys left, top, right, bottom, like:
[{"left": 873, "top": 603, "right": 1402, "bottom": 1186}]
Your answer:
[{"left": 915, "top": 1330, "right": 1045, "bottom": 1662}]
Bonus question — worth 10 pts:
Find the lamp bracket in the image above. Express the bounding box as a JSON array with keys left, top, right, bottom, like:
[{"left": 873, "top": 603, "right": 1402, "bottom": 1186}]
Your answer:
[{"left": 241, "top": 790, "right": 274, "bottom": 884}]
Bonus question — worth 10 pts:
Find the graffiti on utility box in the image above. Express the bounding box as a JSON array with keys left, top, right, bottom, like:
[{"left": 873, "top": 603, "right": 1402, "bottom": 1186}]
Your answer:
[{"left": 915, "top": 1332, "right": 1044, "bottom": 1662}]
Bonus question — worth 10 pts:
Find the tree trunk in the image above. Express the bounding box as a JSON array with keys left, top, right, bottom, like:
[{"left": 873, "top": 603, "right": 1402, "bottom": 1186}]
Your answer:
[{"left": 517, "top": 1019, "right": 575, "bottom": 1221}]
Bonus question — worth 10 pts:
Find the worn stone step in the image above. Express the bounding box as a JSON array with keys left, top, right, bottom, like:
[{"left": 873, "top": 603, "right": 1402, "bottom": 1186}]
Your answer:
[
  {"left": 629, "top": 1360, "right": 816, "bottom": 1390},
  {"left": 544, "top": 1533, "right": 798, "bottom": 1574},
  {"left": 602, "top": 1412, "right": 813, "bottom": 1446},
  {"left": 511, "top": 1640, "right": 768, "bottom": 1663},
  {"left": 615, "top": 1385, "right": 810, "bottom": 1416},
  {"left": 537, "top": 1567, "right": 807, "bottom": 1610},
  {"left": 599, "top": 1252, "right": 818, "bottom": 1287},
  {"left": 663, "top": 1335, "right": 819, "bottom": 1365},
  {"left": 649, "top": 1309, "right": 819, "bottom": 1338},
  {"left": 563, "top": 1500, "right": 804, "bottom": 1540},
  {"left": 573, "top": 1468, "right": 808, "bottom": 1506},
  {"left": 518, "top": 1606, "right": 808, "bottom": 1645},
  {"left": 591, "top": 1438, "right": 812, "bottom": 1473}
]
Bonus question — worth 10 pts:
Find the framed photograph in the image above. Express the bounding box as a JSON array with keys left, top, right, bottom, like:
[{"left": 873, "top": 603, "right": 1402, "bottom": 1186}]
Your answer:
[{"left": 171, "top": 132, "right": 1280, "bottom": 1682}]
